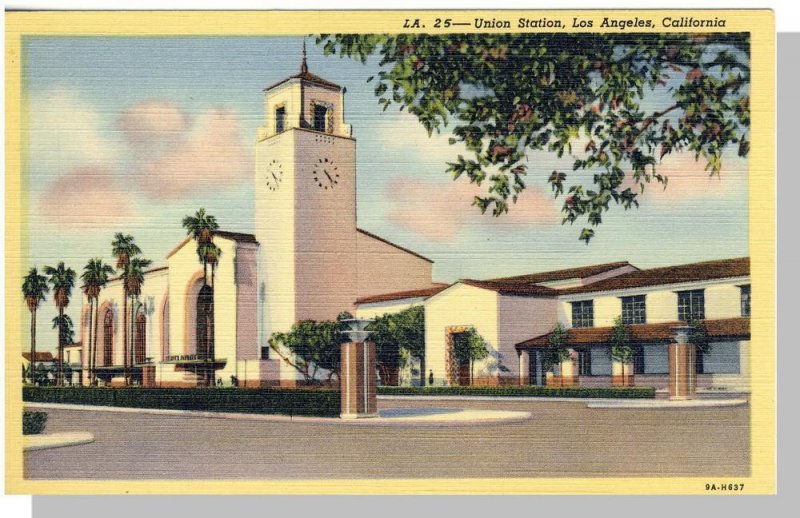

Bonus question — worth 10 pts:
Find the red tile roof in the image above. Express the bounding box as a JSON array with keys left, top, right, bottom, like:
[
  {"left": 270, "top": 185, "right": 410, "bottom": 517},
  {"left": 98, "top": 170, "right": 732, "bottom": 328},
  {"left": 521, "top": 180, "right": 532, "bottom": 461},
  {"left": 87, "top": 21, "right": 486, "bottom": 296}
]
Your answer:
[
  {"left": 516, "top": 317, "right": 750, "bottom": 350},
  {"left": 215, "top": 230, "right": 258, "bottom": 243},
  {"left": 355, "top": 284, "right": 450, "bottom": 305},
  {"left": 22, "top": 352, "right": 54, "bottom": 362},
  {"left": 559, "top": 257, "right": 750, "bottom": 295},
  {"left": 487, "top": 261, "right": 634, "bottom": 285},
  {"left": 460, "top": 279, "right": 558, "bottom": 297}
]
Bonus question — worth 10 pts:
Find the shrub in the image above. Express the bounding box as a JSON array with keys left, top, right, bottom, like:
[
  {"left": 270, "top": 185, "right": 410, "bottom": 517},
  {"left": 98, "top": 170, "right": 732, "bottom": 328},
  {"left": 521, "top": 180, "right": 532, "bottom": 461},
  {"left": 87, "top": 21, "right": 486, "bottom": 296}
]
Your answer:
[
  {"left": 23, "top": 411, "right": 47, "bottom": 435},
  {"left": 22, "top": 387, "right": 340, "bottom": 417},
  {"left": 377, "top": 385, "right": 655, "bottom": 399}
]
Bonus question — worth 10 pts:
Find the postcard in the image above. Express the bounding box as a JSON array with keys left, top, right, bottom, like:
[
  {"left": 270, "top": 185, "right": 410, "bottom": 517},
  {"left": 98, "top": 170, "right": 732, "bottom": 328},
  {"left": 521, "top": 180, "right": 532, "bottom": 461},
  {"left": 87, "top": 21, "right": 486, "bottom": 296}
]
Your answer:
[{"left": 5, "top": 9, "right": 775, "bottom": 494}]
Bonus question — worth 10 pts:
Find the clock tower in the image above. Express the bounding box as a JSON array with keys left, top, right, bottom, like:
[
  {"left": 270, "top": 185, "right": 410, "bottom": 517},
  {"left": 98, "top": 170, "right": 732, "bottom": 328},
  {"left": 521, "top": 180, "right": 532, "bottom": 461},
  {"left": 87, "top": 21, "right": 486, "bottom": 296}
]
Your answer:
[{"left": 255, "top": 46, "right": 358, "bottom": 347}]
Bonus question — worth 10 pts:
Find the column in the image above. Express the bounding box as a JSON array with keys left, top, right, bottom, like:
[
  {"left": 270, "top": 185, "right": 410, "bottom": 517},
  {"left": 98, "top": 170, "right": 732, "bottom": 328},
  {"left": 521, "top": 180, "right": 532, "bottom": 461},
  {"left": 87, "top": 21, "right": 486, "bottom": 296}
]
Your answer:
[
  {"left": 518, "top": 350, "right": 530, "bottom": 386},
  {"left": 340, "top": 340, "right": 378, "bottom": 419},
  {"left": 668, "top": 326, "right": 697, "bottom": 400}
]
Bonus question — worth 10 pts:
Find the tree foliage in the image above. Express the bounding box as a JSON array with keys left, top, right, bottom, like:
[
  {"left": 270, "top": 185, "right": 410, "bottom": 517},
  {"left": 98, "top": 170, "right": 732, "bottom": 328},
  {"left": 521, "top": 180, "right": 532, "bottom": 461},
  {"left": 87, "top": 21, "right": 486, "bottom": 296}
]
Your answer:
[
  {"left": 182, "top": 208, "right": 222, "bottom": 285},
  {"left": 453, "top": 328, "right": 490, "bottom": 366},
  {"left": 610, "top": 315, "right": 633, "bottom": 364},
  {"left": 51, "top": 314, "right": 75, "bottom": 349},
  {"left": 688, "top": 318, "right": 711, "bottom": 354},
  {"left": 317, "top": 33, "right": 750, "bottom": 242},
  {"left": 368, "top": 306, "right": 425, "bottom": 383},
  {"left": 269, "top": 312, "right": 352, "bottom": 383},
  {"left": 543, "top": 322, "right": 572, "bottom": 372}
]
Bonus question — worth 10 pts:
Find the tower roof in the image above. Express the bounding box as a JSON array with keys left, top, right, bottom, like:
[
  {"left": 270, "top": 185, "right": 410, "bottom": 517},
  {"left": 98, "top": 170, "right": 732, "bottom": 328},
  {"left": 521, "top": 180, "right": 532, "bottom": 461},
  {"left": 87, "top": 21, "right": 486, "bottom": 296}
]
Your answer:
[{"left": 263, "top": 42, "right": 342, "bottom": 92}]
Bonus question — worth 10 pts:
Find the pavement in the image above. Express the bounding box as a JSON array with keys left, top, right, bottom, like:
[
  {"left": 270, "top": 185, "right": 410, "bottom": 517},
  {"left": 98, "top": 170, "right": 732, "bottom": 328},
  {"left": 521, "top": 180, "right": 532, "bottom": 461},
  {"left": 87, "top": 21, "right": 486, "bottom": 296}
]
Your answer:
[
  {"left": 23, "top": 431, "right": 94, "bottom": 452},
  {"left": 24, "top": 399, "right": 750, "bottom": 479},
  {"left": 23, "top": 402, "right": 531, "bottom": 427}
]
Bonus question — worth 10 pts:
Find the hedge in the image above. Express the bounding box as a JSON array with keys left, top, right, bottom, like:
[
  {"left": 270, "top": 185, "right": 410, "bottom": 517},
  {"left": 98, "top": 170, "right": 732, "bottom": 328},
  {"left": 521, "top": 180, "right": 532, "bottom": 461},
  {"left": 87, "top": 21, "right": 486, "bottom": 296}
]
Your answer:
[
  {"left": 377, "top": 385, "right": 655, "bottom": 398},
  {"left": 23, "top": 387, "right": 340, "bottom": 417},
  {"left": 23, "top": 410, "right": 48, "bottom": 435}
]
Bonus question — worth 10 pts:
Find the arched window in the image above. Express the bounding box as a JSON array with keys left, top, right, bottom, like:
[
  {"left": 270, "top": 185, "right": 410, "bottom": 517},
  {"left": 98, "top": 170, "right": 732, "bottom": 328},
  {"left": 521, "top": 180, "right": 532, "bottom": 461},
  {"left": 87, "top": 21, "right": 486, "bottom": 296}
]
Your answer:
[
  {"left": 134, "top": 312, "right": 147, "bottom": 365},
  {"left": 103, "top": 310, "right": 114, "bottom": 366}
]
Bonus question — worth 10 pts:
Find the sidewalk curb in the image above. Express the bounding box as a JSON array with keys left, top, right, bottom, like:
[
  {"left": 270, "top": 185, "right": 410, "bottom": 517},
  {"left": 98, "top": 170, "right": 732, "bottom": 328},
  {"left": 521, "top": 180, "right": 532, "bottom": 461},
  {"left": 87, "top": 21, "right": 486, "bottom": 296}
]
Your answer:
[
  {"left": 24, "top": 432, "right": 94, "bottom": 452},
  {"left": 586, "top": 399, "right": 748, "bottom": 409},
  {"left": 23, "top": 402, "right": 531, "bottom": 427}
]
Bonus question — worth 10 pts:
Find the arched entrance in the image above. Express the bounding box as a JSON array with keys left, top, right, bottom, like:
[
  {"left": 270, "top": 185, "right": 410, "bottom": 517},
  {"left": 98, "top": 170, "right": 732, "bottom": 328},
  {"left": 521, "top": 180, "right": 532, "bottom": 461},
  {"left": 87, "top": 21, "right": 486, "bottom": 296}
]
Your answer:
[
  {"left": 196, "top": 285, "right": 214, "bottom": 361},
  {"left": 134, "top": 311, "right": 147, "bottom": 365},
  {"left": 103, "top": 310, "right": 114, "bottom": 366}
]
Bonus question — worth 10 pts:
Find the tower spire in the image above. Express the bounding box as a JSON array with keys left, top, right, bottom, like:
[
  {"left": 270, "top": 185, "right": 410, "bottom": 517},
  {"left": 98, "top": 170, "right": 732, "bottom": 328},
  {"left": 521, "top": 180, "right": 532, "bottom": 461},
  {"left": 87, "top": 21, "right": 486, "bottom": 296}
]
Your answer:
[{"left": 301, "top": 40, "right": 308, "bottom": 74}]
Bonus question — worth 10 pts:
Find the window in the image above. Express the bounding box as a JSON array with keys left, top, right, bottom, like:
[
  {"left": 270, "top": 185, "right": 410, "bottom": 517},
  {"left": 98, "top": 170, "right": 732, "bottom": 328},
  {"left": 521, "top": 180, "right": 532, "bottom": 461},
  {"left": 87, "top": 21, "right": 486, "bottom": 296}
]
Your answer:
[
  {"left": 313, "top": 104, "right": 328, "bottom": 132},
  {"left": 740, "top": 285, "right": 751, "bottom": 317},
  {"left": 621, "top": 295, "right": 647, "bottom": 325},
  {"left": 699, "top": 342, "right": 740, "bottom": 374},
  {"left": 260, "top": 346, "right": 270, "bottom": 360},
  {"left": 677, "top": 289, "right": 705, "bottom": 321},
  {"left": 275, "top": 106, "right": 286, "bottom": 133},
  {"left": 578, "top": 350, "right": 591, "bottom": 376},
  {"left": 571, "top": 300, "right": 594, "bottom": 328}
]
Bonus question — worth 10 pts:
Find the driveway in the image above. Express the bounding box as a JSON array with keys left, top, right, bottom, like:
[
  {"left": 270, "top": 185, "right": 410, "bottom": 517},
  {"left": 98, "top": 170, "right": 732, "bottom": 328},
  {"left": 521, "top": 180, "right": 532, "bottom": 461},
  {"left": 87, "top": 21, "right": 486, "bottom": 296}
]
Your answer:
[{"left": 23, "top": 398, "right": 749, "bottom": 479}]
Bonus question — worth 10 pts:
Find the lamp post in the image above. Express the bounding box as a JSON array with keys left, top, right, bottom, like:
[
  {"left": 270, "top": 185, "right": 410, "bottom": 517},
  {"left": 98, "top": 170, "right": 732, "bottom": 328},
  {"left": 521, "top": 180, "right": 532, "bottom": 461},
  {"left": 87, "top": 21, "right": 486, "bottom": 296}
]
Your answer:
[
  {"left": 669, "top": 325, "right": 696, "bottom": 400},
  {"left": 339, "top": 318, "right": 378, "bottom": 419}
]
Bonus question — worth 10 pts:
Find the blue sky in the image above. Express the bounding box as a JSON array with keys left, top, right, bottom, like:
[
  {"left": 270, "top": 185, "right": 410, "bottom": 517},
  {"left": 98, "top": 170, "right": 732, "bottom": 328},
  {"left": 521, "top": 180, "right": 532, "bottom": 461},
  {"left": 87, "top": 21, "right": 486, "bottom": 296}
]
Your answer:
[{"left": 21, "top": 35, "right": 749, "bottom": 351}]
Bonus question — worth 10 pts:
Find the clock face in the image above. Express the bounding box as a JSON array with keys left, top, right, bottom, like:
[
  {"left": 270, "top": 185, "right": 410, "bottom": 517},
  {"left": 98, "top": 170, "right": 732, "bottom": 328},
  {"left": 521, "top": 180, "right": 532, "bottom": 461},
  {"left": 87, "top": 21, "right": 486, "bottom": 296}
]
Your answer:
[
  {"left": 263, "top": 159, "right": 283, "bottom": 191},
  {"left": 312, "top": 157, "right": 339, "bottom": 189}
]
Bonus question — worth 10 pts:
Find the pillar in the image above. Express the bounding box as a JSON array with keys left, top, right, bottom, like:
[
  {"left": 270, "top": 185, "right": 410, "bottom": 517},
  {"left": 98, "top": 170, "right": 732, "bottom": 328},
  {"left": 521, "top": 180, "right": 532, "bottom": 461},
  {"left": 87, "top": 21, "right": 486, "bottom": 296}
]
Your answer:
[
  {"left": 142, "top": 365, "right": 156, "bottom": 387},
  {"left": 518, "top": 350, "right": 530, "bottom": 385},
  {"left": 611, "top": 360, "right": 634, "bottom": 387},
  {"left": 668, "top": 326, "right": 696, "bottom": 400},
  {"left": 340, "top": 341, "right": 378, "bottom": 419}
]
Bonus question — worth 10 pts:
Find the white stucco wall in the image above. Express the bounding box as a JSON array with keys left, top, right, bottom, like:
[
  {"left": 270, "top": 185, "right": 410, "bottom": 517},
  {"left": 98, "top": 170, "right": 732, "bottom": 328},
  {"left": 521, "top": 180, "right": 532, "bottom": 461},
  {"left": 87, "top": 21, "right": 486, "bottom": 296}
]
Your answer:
[
  {"left": 81, "top": 268, "right": 169, "bottom": 381},
  {"left": 355, "top": 298, "right": 427, "bottom": 320},
  {"left": 559, "top": 277, "right": 750, "bottom": 327},
  {"left": 255, "top": 130, "right": 297, "bottom": 336},
  {"left": 496, "top": 295, "right": 558, "bottom": 379},
  {"left": 356, "top": 231, "right": 435, "bottom": 300},
  {"left": 424, "top": 283, "right": 498, "bottom": 385}
]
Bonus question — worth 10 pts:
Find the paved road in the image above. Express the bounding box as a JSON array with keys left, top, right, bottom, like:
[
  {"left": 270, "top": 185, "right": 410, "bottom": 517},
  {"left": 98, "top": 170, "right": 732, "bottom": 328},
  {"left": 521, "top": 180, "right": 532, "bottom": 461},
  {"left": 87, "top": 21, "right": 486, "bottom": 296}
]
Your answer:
[{"left": 24, "top": 399, "right": 749, "bottom": 479}]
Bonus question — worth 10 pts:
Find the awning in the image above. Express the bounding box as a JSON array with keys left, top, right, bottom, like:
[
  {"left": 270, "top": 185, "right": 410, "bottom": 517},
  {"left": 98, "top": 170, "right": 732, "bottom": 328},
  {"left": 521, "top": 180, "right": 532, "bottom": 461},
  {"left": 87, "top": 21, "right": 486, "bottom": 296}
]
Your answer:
[{"left": 516, "top": 317, "right": 750, "bottom": 351}]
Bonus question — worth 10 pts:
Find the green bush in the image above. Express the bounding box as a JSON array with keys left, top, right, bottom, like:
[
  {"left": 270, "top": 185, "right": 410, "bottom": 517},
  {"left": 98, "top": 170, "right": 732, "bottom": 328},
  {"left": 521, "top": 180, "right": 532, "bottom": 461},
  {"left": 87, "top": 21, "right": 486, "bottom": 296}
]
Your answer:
[
  {"left": 23, "top": 411, "right": 48, "bottom": 435},
  {"left": 23, "top": 387, "right": 340, "bottom": 417},
  {"left": 377, "top": 385, "right": 655, "bottom": 399}
]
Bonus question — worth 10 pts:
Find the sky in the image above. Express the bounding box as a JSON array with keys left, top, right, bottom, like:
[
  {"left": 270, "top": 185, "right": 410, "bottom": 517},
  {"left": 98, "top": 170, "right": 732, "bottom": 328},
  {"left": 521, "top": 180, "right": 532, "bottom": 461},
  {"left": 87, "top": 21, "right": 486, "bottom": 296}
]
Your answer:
[{"left": 20, "top": 35, "right": 749, "bottom": 352}]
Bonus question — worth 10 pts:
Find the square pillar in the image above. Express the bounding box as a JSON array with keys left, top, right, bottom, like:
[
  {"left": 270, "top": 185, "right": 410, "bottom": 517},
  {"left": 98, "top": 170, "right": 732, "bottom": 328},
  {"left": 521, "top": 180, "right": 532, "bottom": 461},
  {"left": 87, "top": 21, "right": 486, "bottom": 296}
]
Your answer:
[
  {"left": 340, "top": 341, "right": 378, "bottom": 419},
  {"left": 611, "top": 360, "right": 634, "bottom": 387},
  {"left": 518, "top": 350, "right": 530, "bottom": 386}
]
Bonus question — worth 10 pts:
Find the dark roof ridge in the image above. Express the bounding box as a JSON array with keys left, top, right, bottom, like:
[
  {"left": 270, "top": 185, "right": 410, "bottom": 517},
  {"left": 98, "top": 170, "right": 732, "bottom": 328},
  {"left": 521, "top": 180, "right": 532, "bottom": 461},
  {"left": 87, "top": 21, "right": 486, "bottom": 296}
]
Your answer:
[
  {"left": 357, "top": 228, "right": 433, "bottom": 264},
  {"left": 487, "top": 260, "right": 635, "bottom": 285},
  {"left": 559, "top": 257, "right": 750, "bottom": 295},
  {"left": 355, "top": 284, "right": 450, "bottom": 305}
]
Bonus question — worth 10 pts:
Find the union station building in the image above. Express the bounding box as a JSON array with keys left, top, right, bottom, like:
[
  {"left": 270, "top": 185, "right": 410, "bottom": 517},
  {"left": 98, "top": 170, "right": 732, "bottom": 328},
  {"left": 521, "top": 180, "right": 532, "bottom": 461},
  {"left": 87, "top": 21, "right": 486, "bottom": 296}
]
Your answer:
[{"left": 79, "top": 61, "right": 751, "bottom": 393}]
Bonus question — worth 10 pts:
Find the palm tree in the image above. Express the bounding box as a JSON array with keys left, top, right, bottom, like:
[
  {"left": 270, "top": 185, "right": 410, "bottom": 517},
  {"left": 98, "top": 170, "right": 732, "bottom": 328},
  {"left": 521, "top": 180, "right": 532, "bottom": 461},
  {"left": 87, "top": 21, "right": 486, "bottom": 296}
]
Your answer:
[
  {"left": 44, "top": 262, "right": 76, "bottom": 386},
  {"left": 182, "top": 208, "right": 221, "bottom": 286},
  {"left": 111, "top": 233, "right": 142, "bottom": 385},
  {"left": 125, "top": 257, "right": 152, "bottom": 374},
  {"left": 81, "top": 258, "right": 115, "bottom": 385},
  {"left": 22, "top": 268, "right": 49, "bottom": 385},
  {"left": 52, "top": 314, "right": 76, "bottom": 385}
]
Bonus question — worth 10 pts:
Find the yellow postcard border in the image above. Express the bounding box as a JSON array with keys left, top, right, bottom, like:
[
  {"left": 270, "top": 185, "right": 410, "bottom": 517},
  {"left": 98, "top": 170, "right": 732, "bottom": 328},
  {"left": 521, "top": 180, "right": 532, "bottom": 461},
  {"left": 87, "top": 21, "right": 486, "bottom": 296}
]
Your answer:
[{"left": 4, "top": 9, "right": 776, "bottom": 495}]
